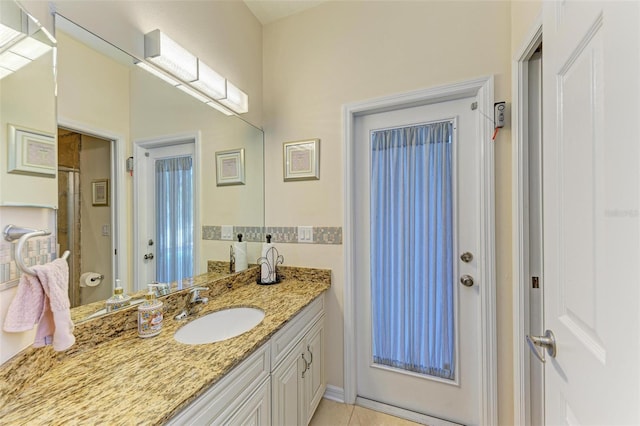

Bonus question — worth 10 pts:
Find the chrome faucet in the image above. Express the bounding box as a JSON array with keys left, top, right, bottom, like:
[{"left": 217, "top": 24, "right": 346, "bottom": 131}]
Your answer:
[{"left": 174, "top": 287, "right": 209, "bottom": 320}]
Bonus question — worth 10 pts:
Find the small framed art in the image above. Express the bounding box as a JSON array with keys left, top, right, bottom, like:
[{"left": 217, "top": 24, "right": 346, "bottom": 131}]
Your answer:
[
  {"left": 92, "top": 179, "right": 109, "bottom": 206},
  {"left": 216, "top": 148, "right": 245, "bottom": 186},
  {"left": 283, "top": 139, "right": 320, "bottom": 181},
  {"left": 8, "top": 124, "right": 56, "bottom": 177}
]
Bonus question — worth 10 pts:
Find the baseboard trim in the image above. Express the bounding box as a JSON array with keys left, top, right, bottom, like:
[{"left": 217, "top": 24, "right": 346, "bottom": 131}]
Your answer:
[
  {"left": 323, "top": 385, "right": 345, "bottom": 403},
  {"left": 355, "top": 397, "right": 462, "bottom": 426}
]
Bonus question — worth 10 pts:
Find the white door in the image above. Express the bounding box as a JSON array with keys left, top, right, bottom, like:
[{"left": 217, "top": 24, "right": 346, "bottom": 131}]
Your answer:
[
  {"left": 540, "top": 1, "right": 640, "bottom": 424},
  {"left": 354, "top": 97, "right": 480, "bottom": 425},
  {"left": 137, "top": 142, "right": 195, "bottom": 288}
]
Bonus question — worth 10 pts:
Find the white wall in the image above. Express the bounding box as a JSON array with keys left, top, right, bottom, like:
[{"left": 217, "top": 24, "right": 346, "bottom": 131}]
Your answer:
[{"left": 262, "top": 1, "right": 513, "bottom": 423}]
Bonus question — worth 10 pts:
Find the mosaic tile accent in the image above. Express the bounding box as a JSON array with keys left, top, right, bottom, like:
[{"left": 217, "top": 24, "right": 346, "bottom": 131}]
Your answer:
[
  {"left": 313, "top": 226, "right": 343, "bottom": 244},
  {"left": 234, "top": 226, "right": 264, "bottom": 242},
  {"left": 265, "top": 226, "right": 298, "bottom": 243},
  {"left": 0, "top": 236, "right": 57, "bottom": 284},
  {"left": 201, "top": 226, "right": 343, "bottom": 245},
  {"left": 202, "top": 225, "right": 221, "bottom": 240}
]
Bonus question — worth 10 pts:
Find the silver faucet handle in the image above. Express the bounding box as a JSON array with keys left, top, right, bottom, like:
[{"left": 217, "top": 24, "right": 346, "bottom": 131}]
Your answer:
[{"left": 189, "top": 286, "right": 208, "bottom": 303}]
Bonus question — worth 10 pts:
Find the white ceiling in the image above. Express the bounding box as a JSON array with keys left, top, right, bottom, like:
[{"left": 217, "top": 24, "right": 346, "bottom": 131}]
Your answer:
[{"left": 243, "top": 0, "right": 327, "bottom": 25}]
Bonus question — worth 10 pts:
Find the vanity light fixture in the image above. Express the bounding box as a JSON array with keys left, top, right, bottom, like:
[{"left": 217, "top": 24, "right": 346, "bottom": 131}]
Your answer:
[
  {"left": 144, "top": 29, "right": 198, "bottom": 82},
  {"left": 135, "top": 60, "right": 180, "bottom": 86},
  {"left": 141, "top": 28, "right": 248, "bottom": 115},
  {"left": 206, "top": 100, "right": 234, "bottom": 116},
  {"left": 0, "top": 22, "right": 25, "bottom": 49},
  {"left": 219, "top": 80, "right": 249, "bottom": 114},
  {"left": 192, "top": 60, "right": 226, "bottom": 100},
  {"left": 176, "top": 83, "right": 210, "bottom": 103},
  {"left": 0, "top": 8, "right": 52, "bottom": 79}
]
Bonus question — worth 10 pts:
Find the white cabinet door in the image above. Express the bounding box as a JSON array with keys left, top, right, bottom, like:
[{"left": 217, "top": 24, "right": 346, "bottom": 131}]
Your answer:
[
  {"left": 304, "top": 317, "right": 325, "bottom": 425},
  {"left": 224, "top": 378, "right": 271, "bottom": 426},
  {"left": 272, "top": 339, "right": 306, "bottom": 426}
]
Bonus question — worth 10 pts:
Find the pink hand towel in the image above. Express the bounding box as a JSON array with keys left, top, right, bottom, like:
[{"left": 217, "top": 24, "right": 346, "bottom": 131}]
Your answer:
[
  {"left": 3, "top": 273, "right": 46, "bottom": 333},
  {"left": 33, "top": 258, "right": 75, "bottom": 351}
]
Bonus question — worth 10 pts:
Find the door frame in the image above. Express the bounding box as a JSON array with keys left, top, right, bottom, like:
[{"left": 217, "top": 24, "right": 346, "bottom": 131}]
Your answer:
[
  {"left": 342, "top": 76, "right": 497, "bottom": 425},
  {"left": 133, "top": 132, "right": 201, "bottom": 290},
  {"left": 511, "top": 15, "right": 543, "bottom": 426},
  {"left": 57, "top": 116, "right": 128, "bottom": 294}
]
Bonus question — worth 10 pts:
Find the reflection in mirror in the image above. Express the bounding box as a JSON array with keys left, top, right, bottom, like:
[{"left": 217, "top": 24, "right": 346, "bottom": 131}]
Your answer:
[
  {"left": 0, "top": 1, "right": 57, "bottom": 207},
  {"left": 54, "top": 15, "right": 264, "bottom": 322}
]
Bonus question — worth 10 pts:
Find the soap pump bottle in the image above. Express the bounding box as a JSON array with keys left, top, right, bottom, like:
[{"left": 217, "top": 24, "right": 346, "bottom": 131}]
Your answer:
[
  {"left": 138, "top": 285, "right": 163, "bottom": 338},
  {"left": 105, "top": 279, "right": 132, "bottom": 312}
]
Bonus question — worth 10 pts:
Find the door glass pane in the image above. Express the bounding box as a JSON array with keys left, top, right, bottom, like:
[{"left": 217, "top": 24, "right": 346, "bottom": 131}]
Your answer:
[{"left": 370, "top": 121, "right": 455, "bottom": 380}]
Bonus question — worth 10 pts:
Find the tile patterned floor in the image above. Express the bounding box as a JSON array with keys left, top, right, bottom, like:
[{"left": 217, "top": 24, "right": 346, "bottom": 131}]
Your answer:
[{"left": 310, "top": 399, "right": 424, "bottom": 426}]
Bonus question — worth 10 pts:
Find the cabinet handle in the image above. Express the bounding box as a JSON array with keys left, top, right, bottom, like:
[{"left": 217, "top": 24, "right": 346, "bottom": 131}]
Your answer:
[
  {"left": 307, "top": 345, "right": 313, "bottom": 366},
  {"left": 301, "top": 353, "right": 309, "bottom": 378}
]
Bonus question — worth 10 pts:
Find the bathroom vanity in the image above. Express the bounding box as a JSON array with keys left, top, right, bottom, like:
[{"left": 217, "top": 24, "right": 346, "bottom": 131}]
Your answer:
[
  {"left": 0, "top": 267, "right": 330, "bottom": 425},
  {"left": 168, "top": 296, "right": 325, "bottom": 425}
]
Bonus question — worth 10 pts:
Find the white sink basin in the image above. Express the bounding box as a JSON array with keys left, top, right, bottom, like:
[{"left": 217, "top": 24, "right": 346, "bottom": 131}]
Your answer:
[{"left": 174, "top": 307, "right": 265, "bottom": 345}]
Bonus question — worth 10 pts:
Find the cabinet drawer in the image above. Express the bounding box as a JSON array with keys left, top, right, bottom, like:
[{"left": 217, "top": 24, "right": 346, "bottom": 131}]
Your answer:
[
  {"left": 270, "top": 296, "right": 324, "bottom": 370},
  {"left": 168, "top": 344, "right": 271, "bottom": 425}
]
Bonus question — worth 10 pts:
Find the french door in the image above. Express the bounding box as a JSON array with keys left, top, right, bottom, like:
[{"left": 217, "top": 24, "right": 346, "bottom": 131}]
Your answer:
[
  {"left": 136, "top": 141, "right": 195, "bottom": 288},
  {"left": 354, "top": 97, "right": 480, "bottom": 425}
]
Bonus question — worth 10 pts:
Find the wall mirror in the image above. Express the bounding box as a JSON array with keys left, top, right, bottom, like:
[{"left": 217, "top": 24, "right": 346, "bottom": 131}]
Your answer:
[
  {"left": 0, "top": 1, "right": 57, "bottom": 206},
  {"left": 53, "top": 15, "right": 264, "bottom": 322}
]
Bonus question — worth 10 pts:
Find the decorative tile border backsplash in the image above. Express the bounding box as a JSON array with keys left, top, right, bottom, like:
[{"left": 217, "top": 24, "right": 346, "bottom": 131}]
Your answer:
[
  {"left": 1, "top": 228, "right": 339, "bottom": 285},
  {"left": 0, "top": 236, "right": 57, "bottom": 284},
  {"left": 201, "top": 226, "right": 342, "bottom": 245}
]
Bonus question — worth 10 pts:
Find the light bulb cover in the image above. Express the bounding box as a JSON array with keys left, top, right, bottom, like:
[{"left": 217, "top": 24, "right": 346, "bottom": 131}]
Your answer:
[
  {"left": 144, "top": 29, "right": 197, "bottom": 82},
  {"left": 219, "top": 81, "right": 249, "bottom": 114},
  {"left": 192, "top": 60, "right": 226, "bottom": 100},
  {"left": 176, "top": 84, "right": 210, "bottom": 103},
  {"left": 135, "top": 61, "right": 180, "bottom": 86}
]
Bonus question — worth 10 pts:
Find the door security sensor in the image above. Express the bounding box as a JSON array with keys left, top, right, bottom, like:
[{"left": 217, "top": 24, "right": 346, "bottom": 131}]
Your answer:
[{"left": 494, "top": 102, "right": 506, "bottom": 128}]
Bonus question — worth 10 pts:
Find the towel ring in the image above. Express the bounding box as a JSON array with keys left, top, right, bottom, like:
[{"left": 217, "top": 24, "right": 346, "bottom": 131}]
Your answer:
[{"left": 3, "top": 224, "right": 70, "bottom": 277}]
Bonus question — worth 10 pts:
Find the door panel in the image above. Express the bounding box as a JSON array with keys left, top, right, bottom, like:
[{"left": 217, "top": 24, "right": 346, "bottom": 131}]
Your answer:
[
  {"left": 542, "top": 1, "right": 640, "bottom": 423},
  {"left": 354, "top": 98, "right": 479, "bottom": 425}
]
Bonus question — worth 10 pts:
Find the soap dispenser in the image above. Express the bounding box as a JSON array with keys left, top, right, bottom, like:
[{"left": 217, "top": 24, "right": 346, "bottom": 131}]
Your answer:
[
  {"left": 138, "top": 285, "right": 163, "bottom": 338},
  {"left": 105, "top": 280, "right": 132, "bottom": 312}
]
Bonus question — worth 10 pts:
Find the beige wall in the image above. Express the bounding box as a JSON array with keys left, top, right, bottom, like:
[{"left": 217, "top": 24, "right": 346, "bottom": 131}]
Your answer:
[
  {"left": 263, "top": 1, "right": 514, "bottom": 423},
  {"left": 0, "top": 52, "right": 57, "bottom": 207},
  {"left": 511, "top": 1, "right": 543, "bottom": 55}
]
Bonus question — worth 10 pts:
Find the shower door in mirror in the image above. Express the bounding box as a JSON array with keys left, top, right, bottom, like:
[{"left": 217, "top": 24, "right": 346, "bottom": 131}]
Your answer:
[
  {"left": 355, "top": 97, "right": 480, "bottom": 425},
  {"left": 137, "top": 142, "right": 195, "bottom": 288}
]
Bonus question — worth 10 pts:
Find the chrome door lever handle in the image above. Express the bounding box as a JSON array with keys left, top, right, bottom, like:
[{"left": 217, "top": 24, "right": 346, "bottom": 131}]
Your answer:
[{"left": 526, "top": 329, "right": 557, "bottom": 363}]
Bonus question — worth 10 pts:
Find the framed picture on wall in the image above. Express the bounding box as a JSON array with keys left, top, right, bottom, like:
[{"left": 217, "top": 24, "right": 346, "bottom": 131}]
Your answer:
[
  {"left": 216, "top": 148, "right": 245, "bottom": 186},
  {"left": 7, "top": 124, "right": 56, "bottom": 177},
  {"left": 283, "top": 139, "right": 320, "bottom": 181},
  {"left": 92, "top": 179, "right": 109, "bottom": 206}
]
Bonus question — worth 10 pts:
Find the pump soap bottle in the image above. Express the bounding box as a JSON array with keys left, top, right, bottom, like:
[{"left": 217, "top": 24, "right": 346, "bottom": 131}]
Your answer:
[
  {"left": 138, "top": 285, "right": 163, "bottom": 338},
  {"left": 105, "top": 279, "right": 131, "bottom": 312}
]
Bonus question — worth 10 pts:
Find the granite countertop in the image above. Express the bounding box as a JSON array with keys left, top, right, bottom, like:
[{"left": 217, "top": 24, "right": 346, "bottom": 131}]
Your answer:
[{"left": 0, "top": 266, "right": 330, "bottom": 425}]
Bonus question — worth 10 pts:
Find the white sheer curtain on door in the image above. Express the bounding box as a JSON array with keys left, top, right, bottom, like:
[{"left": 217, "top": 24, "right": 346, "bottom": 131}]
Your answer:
[
  {"left": 155, "top": 156, "right": 193, "bottom": 283},
  {"left": 370, "top": 121, "right": 455, "bottom": 380}
]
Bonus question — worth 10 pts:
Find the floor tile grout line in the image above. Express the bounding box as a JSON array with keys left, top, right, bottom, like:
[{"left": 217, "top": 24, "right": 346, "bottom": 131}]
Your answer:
[{"left": 346, "top": 404, "right": 356, "bottom": 425}]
